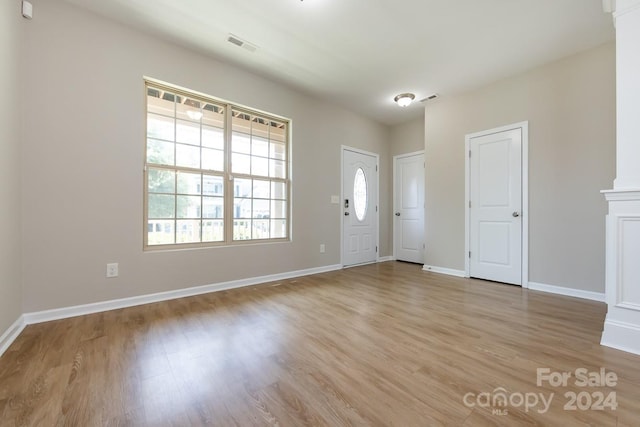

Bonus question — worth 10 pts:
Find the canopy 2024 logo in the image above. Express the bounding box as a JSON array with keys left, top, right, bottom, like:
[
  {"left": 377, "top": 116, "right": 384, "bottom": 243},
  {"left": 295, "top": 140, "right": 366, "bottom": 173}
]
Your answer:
[{"left": 463, "top": 367, "right": 618, "bottom": 416}]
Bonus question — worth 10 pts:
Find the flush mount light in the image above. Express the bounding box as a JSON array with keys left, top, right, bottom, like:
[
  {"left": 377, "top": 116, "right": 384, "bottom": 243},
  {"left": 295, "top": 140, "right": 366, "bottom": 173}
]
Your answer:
[{"left": 394, "top": 93, "right": 415, "bottom": 107}]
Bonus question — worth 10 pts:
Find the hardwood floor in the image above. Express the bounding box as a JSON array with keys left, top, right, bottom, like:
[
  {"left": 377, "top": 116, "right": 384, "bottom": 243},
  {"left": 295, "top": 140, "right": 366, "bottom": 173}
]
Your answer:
[{"left": 1, "top": 261, "right": 639, "bottom": 426}]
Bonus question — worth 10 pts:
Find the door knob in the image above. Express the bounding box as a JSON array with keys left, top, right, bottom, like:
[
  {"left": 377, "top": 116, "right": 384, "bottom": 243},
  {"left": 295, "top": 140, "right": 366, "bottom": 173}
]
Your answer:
[
  {"left": 344, "top": 212, "right": 350, "bottom": 216},
  {"left": 512, "top": 211, "right": 520, "bottom": 217},
  {"left": 395, "top": 212, "right": 401, "bottom": 216}
]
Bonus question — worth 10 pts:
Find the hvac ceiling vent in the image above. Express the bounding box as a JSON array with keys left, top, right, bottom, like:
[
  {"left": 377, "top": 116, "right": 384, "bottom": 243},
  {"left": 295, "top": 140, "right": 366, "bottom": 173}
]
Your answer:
[
  {"left": 420, "top": 94, "right": 439, "bottom": 103},
  {"left": 227, "top": 34, "right": 258, "bottom": 53}
]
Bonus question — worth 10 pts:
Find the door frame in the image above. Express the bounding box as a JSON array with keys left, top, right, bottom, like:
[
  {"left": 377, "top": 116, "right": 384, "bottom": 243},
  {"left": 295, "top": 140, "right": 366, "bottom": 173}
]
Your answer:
[
  {"left": 393, "top": 150, "right": 425, "bottom": 261},
  {"left": 341, "top": 145, "right": 380, "bottom": 267},
  {"left": 464, "top": 121, "right": 529, "bottom": 287}
]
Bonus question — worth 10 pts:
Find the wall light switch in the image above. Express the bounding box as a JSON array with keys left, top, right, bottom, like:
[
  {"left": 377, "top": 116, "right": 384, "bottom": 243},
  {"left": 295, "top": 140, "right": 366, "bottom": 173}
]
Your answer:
[
  {"left": 331, "top": 195, "right": 340, "bottom": 204},
  {"left": 22, "top": 1, "right": 33, "bottom": 19},
  {"left": 320, "top": 244, "right": 325, "bottom": 253}
]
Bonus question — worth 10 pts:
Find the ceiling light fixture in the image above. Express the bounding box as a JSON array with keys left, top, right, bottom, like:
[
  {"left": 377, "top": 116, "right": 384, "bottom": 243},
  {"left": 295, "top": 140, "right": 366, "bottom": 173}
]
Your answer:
[{"left": 394, "top": 93, "right": 415, "bottom": 107}]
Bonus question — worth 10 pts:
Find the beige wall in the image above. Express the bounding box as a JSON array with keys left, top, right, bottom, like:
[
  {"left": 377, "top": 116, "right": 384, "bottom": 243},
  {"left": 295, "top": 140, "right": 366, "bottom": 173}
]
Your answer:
[
  {"left": 425, "top": 43, "right": 615, "bottom": 292},
  {"left": 390, "top": 116, "right": 424, "bottom": 157},
  {"left": 0, "top": 1, "right": 24, "bottom": 334},
  {"left": 20, "top": 0, "right": 391, "bottom": 312}
]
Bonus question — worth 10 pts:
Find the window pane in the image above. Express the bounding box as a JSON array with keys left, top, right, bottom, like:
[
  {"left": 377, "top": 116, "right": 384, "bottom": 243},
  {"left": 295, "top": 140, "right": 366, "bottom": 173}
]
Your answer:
[
  {"left": 148, "top": 220, "right": 175, "bottom": 245},
  {"left": 270, "top": 159, "right": 286, "bottom": 179},
  {"left": 176, "top": 97, "right": 202, "bottom": 122},
  {"left": 147, "top": 139, "right": 174, "bottom": 166},
  {"left": 252, "top": 117, "right": 269, "bottom": 140},
  {"left": 234, "top": 178, "right": 252, "bottom": 197},
  {"left": 252, "top": 137, "right": 269, "bottom": 157},
  {"left": 203, "top": 197, "right": 224, "bottom": 218},
  {"left": 232, "top": 153, "right": 251, "bottom": 174},
  {"left": 271, "top": 220, "right": 287, "bottom": 238},
  {"left": 233, "top": 220, "right": 251, "bottom": 240},
  {"left": 177, "top": 195, "right": 201, "bottom": 219},
  {"left": 234, "top": 198, "right": 251, "bottom": 218},
  {"left": 147, "top": 113, "right": 174, "bottom": 141},
  {"left": 253, "top": 199, "right": 269, "bottom": 218},
  {"left": 147, "top": 90, "right": 175, "bottom": 116},
  {"left": 148, "top": 194, "right": 175, "bottom": 218},
  {"left": 176, "top": 119, "right": 201, "bottom": 145},
  {"left": 203, "top": 175, "right": 224, "bottom": 196},
  {"left": 202, "top": 126, "right": 223, "bottom": 149},
  {"left": 271, "top": 200, "right": 287, "bottom": 219},
  {"left": 253, "top": 180, "right": 270, "bottom": 199},
  {"left": 252, "top": 220, "right": 270, "bottom": 239},
  {"left": 202, "top": 104, "right": 224, "bottom": 128},
  {"left": 252, "top": 156, "right": 269, "bottom": 177},
  {"left": 202, "top": 220, "right": 224, "bottom": 242},
  {"left": 177, "top": 172, "right": 201, "bottom": 195},
  {"left": 270, "top": 142, "right": 286, "bottom": 160},
  {"left": 232, "top": 132, "right": 251, "bottom": 154},
  {"left": 148, "top": 168, "right": 175, "bottom": 194},
  {"left": 233, "top": 110, "right": 252, "bottom": 130},
  {"left": 354, "top": 167, "right": 368, "bottom": 221},
  {"left": 271, "top": 182, "right": 286, "bottom": 200},
  {"left": 177, "top": 220, "right": 200, "bottom": 243},
  {"left": 269, "top": 122, "right": 286, "bottom": 142},
  {"left": 176, "top": 144, "right": 200, "bottom": 168},
  {"left": 202, "top": 148, "right": 224, "bottom": 171}
]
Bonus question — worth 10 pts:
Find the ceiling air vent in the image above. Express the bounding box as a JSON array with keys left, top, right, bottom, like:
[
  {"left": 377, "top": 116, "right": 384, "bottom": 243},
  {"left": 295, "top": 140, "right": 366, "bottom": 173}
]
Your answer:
[
  {"left": 227, "top": 34, "right": 258, "bottom": 53},
  {"left": 420, "top": 94, "right": 439, "bottom": 103}
]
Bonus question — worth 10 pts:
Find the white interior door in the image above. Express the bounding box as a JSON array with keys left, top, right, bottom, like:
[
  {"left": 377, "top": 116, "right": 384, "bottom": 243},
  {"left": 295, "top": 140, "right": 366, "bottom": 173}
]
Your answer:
[
  {"left": 469, "top": 128, "right": 522, "bottom": 285},
  {"left": 394, "top": 153, "right": 424, "bottom": 263},
  {"left": 343, "top": 148, "right": 378, "bottom": 266}
]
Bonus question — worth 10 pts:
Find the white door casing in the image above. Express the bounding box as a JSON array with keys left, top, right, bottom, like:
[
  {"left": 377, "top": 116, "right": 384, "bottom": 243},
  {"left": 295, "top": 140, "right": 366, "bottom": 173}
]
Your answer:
[
  {"left": 342, "top": 147, "right": 378, "bottom": 266},
  {"left": 393, "top": 152, "right": 425, "bottom": 263},
  {"left": 465, "top": 122, "right": 528, "bottom": 286}
]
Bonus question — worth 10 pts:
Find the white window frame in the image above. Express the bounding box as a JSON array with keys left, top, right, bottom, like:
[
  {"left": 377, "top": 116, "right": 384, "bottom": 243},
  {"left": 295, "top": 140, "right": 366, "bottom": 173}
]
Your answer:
[{"left": 143, "top": 79, "right": 291, "bottom": 250}]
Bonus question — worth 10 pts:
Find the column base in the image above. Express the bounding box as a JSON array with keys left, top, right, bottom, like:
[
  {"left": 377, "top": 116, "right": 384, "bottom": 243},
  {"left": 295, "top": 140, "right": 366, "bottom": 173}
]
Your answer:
[{"left": 601, "top": 189, "right": 640, "bottom": 355}]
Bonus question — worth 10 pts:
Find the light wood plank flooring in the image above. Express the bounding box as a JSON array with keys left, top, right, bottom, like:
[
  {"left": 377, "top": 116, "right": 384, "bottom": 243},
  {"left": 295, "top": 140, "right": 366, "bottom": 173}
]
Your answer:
[{"left": 1, "top": 262, "right": 639, "bottom": 426}]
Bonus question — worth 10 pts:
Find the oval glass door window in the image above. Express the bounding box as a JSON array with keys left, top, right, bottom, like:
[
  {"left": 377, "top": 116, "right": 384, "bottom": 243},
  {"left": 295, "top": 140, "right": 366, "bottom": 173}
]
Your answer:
[{"left": 353, "top": 167, "right": 368, "bottom": 221}]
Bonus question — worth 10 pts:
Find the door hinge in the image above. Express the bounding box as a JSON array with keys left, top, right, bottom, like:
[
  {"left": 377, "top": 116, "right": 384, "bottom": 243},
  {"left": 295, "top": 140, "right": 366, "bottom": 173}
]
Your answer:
[
  {"left": 376, "top": 205, "right": 378, "bottom": 212},
  {"left": 423, "top": 243, "right": 425, "bottom": 249},
  {"left": 469, "top": 150, "right": 472, "bottom": 158},
  {"left": 376, "top": 165, "right": 378, "bottom": 172},
  {"left": 376, "top": 246, "right": 378, "bottom": 253},
  {"left": 469, "top": 251, "right": 471, "bottom": 258},
  {"left": 469, "top": 200, "right": 471, "bottom": 208}
]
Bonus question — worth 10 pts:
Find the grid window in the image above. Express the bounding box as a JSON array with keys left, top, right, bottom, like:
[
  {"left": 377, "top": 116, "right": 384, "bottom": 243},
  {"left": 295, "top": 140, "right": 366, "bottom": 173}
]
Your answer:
[
  {"left": 144, "top": 82, "right": 290, "bottom": 249},
  {"left": 231, "top": 110, "right": 288, "bottom": 241}
]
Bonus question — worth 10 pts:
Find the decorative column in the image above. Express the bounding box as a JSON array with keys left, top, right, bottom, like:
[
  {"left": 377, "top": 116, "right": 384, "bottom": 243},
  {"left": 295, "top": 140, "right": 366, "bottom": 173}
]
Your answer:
[{"left": 601, "top": 0, "right": 640, "bottom": 355}]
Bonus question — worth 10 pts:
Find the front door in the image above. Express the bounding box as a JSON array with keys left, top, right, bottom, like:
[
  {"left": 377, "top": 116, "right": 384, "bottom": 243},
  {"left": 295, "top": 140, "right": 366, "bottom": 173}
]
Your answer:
[
  {"left": 469, "top": 128, "right": 522, "bottom": 285},
  {"left": 343, "top": 148, "right": 378, "bottom": 266}
]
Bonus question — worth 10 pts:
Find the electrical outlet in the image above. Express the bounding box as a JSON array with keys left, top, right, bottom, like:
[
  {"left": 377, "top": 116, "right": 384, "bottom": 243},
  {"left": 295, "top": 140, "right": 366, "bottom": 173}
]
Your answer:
[
  {"left": 106, "top": 263, "right": 118, "bottom": 278},
  {"left": 320, "top": 244, "right": 325, "bottom": 253}
]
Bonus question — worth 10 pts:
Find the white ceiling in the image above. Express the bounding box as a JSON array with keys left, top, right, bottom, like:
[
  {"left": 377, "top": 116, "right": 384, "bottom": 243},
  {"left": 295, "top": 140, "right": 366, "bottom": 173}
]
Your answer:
[{"left": 64, "top": 0, "right": 614, "bottom": 125}]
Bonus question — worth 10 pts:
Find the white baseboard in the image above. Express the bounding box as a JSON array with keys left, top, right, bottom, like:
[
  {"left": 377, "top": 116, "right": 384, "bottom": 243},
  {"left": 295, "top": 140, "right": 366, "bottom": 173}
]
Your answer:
[
  {"left": 23, "top": 264, "right": 343, "bottom": 325},
  {"left": 422, "top": 265, "right": 466, "bottom": 278},
  {"left": 0, "top": 315, "right": 26, "bottom": 358},
  {"left": 378, "top": 256, "right": 395, "bottom": 262},
  {"left": 601, "top": 319, "right": 640, "bottom": 355},
  {"left": 528, "top": 281, "right": 605, "bottom": 303}
]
